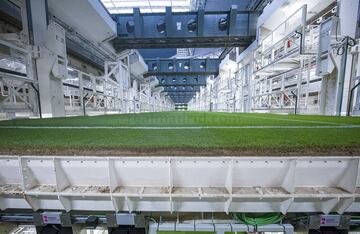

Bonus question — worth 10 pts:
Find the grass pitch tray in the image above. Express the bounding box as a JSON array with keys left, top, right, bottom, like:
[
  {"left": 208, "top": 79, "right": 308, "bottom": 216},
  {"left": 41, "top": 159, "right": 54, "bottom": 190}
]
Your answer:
[{"left": 0, "top": 111, "right": 359, "bottom": 156}]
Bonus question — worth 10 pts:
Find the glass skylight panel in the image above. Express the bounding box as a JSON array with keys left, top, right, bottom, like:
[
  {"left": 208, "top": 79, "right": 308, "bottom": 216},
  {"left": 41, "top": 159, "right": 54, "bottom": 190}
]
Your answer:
[{"left": 100, "top": 0, "right": 192, "bottom": 14}]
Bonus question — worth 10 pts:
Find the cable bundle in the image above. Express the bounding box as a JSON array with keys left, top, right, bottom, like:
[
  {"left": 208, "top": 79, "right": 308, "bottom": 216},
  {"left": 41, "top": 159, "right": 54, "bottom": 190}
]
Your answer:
[{"left": 232, "top": 213, "right": 284, "bottom": 226}]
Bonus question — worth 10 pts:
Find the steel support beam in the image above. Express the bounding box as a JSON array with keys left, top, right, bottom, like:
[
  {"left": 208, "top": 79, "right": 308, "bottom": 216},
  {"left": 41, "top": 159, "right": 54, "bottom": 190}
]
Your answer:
[
  {"left": 158, "top": 75, "right": 208, "bottom": 86},
  {"left": 248, "top": 0, "right": 272, "bottom": 10},
  {"left": 160, "top": 83, "right": 205, "bottom": 87},
  {"left": 169, "top": 97, "right": 195, "bottom": 102},
  {"left": 165, "top": 87, "right": 199, "bottom": 103},
  {"left": 169, "top": 94, "right": 197, "bottom": 97},
  {"left": 170, "top": 98, "right": 195, "bottom": 102},
  {"left": 112, "top": 6, "right": 258, "bottom": 50},
  {"left": 162, "top": 86, "right": 201, "bottom": 92},
  {"left": 155, "top": 74, "right": 207, "bottom": 103},
  {"left": 145, "top": 58, "right": 219, "bottom": 76},
  {"left": 167, "top": 98, "right": 194, "bottom": 103}
]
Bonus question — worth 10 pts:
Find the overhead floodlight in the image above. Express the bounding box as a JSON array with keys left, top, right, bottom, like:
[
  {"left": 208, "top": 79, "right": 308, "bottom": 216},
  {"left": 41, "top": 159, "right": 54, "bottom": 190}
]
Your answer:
[
  {"left": 218, "top": 17, "right": 228, "bottom": 31},
  {"left": 184, "top": 62, "right": 190, "bottom": 70},
  {"left": 152, "top": 63, "right": 158, "bottom": 70},
  {"left": 187, "top": 19, "right": 197, "bottom": 32},
  {"left": 157, "top": 20, "right": 166, "bottom": 34},
  {"left": 126, "top": 20, "right": 135, "bottom": 33}
]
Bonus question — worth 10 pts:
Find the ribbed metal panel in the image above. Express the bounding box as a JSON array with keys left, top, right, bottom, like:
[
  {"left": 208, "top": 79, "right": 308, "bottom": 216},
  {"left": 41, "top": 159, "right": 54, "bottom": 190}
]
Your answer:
[{"left": 1, "top": 156, "right": 360, "bottom": 213}]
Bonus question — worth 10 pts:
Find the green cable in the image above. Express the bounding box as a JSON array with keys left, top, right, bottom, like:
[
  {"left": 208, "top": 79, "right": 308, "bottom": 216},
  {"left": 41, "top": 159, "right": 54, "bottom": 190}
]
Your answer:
[{"left": 232, "top": 213, "right": 284, "bottom": 226}]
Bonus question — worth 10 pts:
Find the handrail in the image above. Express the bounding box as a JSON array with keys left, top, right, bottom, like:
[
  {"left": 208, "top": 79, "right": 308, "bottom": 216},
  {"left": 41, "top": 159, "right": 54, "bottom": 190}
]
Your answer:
[{"left": 259, "top": 5, "right": 307, "bottom": 51}]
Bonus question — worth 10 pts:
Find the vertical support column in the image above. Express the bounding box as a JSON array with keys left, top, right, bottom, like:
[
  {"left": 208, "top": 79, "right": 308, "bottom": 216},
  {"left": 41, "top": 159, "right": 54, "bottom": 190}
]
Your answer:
[
  {"left": 269, "top": 78, "right": 273, "bottom": 108},
  {"left": 242, "top": 66, "right": 246, "bottom": 112},
  {"left": 117, "top": 62, "right": 124, "bottom": 113},
  {"left": 133, "top": 8, "right": 143, "bottom": 38},
  {"left": 320, "top": 72, "right": 337, "bottom": 115},
  {"left": 197, "top": 9, "right": 204, "bottom": 37},
  {"left": 126, "top": 56, "right": 131, "bottom": 113},
  {"left": 228, "top": 5, "right": 238, "bottom": 36},
  {"left": 305, "top": 59, "right": 310, "bottom": 110},
  {"left": 337, "top": 0, "right": 360, "bottom": 115},
  {"left": 24, "top": 0, "right": 66, "bottom": 118},
  {"left": 297, "top": 60, "right": 304, "bottom": 113},
  {"left": 353, "top": 63, "right": 360, "bottom": 114},
  {"left": 235, "top": 64, "right": 240, "bottom": 112},
  {"left": 104, "top": 74, "right": 108, "bottom": 114},
  {"left": 165, "top": 7, "right": 173, "bottom": 38},
  {"left": 318, "top": 17, "right": 338, "bottom": 115},
  {"left": 78, "top": 71, "right": 83, "bottom": 114},
  {"left": 280, "top": 75, "right": 285, "bottom": 108},
  {"left": 189, "top": 58, "right": 193, "bottom": 73},
  {"left": 247, "top": 65, "right": 252, "bottom": 113},
  {"left": 91, "top": 75, "right": 97, "bottom": 109},
  {"left": 19, "top": 0, "right": 39, "bottom": 117},
  {"left": 300, "top": 5, "right": 307, "bottom": 54},
  {"left": 205, "top": 58, "right": 210, "bottom": 73}
]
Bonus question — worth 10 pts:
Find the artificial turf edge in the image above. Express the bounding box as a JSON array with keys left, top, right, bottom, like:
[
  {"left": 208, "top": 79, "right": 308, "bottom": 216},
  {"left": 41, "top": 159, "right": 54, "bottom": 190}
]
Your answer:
[{"left": 1, "top": 145, "right": 359, "bottom": 157}]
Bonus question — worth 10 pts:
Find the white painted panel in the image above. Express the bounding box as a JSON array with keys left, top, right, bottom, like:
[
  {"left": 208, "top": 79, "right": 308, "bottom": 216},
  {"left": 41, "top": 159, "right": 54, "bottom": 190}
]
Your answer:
[
  {"left": 232, "top": 159, "right": 290, "bottom": 187},
  {"left": 56, "top": 158, "right": 109, "bottom": 186},
  {"left": 172, "top": 159, "right": 229, "bottom": 187},
  {"left": 0, "top": 157, "right": 21, "bottom": 184},
  {"left": 48, "top": 0, "right": 116, "bottom": 42},
  {"left": 294, "top": 159, "right": 354, "bottom": 187},
  {"left": 21, "top": 158, "right": 56, "bottom": 186},
  {"left": 112, "top": 158, "right": 170, "bottom": 187}
]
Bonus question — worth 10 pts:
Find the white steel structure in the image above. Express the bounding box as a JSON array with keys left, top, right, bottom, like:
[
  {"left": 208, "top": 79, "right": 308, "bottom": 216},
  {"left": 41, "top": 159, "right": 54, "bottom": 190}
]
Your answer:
[
  {"left": 0, "top": 1, "right": 174, "bottom": 119},
  {"left": 252, "top": 5, "right": 321, "bottom": 114},
  {"left": 0, "top": 37, "right": 38, "bottom": 119},
  {"left": 63, "top": 51, "right": 173, "bottom": 115},
  {"left": 189, "top": 0, "right": 360, "bottom": 116},
  {"left": 0, "top": 37, "right": 174, "bottom": 118},
  {"left": 1, "top": 156, "right": 360, "bottom": 214}
]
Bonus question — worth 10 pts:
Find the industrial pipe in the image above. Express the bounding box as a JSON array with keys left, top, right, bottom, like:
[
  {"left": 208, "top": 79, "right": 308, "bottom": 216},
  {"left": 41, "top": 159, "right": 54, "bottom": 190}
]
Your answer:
[
  {"left": 347, "top": 79, "right": 360, "bottom": 116},
  {"left": 291, "top": 90, "right": 298, "bottom": 114},
  {"left": 83, "top": 93, "right": 89, "bottom": 116},
  {"left": 30, "top": 83, "right": 42, "bottom": 118}
]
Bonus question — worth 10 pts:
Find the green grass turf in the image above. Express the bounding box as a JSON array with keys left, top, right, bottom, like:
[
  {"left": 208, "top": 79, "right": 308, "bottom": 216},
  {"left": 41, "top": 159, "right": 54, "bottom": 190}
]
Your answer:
[
  {"left": 1, "top": 111, "right": 360, "bottom": 127},
  {"left": 0, "top": 112, "right": 359, "bottom": 155}
]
